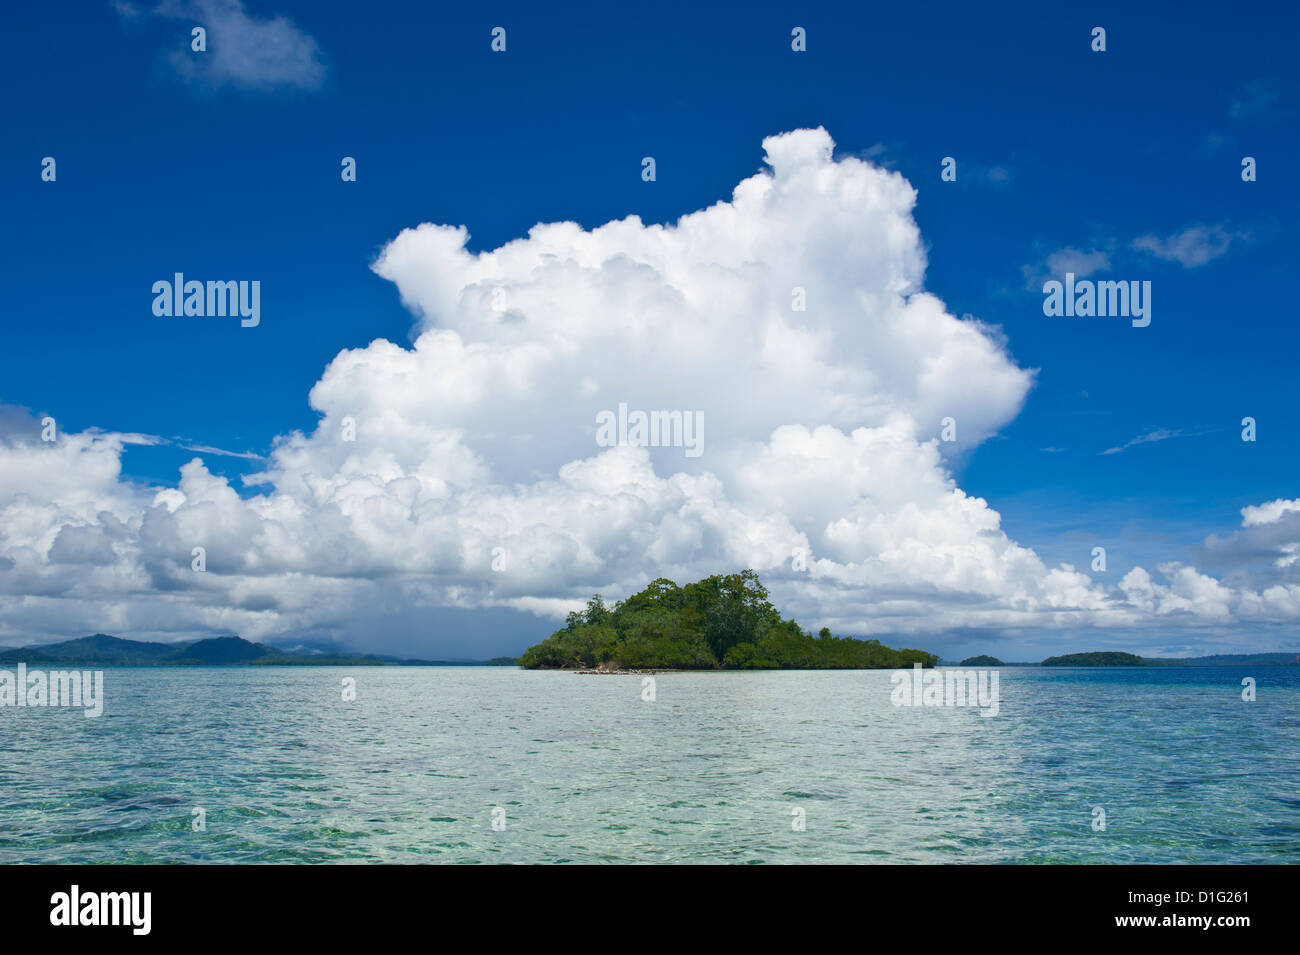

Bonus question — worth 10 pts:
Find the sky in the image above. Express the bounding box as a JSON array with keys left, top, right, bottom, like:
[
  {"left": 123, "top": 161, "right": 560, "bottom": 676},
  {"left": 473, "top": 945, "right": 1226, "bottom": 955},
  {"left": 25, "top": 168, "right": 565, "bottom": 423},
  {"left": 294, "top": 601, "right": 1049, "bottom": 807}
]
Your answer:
[{"left": 1, "top": 0, "right": 1298, "bottom": 660}]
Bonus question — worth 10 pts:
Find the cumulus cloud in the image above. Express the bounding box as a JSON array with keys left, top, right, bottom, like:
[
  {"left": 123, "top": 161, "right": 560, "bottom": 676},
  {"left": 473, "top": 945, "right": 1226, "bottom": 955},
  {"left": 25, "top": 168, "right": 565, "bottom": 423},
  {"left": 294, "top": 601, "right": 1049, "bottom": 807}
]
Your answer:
[
  {"left": 1194, "top": 500, "right": 1300, "bottom": 599},
  {"left": 117, "top": 0, "right": 326, "bottom": 92},
  {"left": 1, "top": 128, "right": 1295, "bottom": 651},
  {"left": 1242, "top": 499, "right": 1300, "bottom": 527}
]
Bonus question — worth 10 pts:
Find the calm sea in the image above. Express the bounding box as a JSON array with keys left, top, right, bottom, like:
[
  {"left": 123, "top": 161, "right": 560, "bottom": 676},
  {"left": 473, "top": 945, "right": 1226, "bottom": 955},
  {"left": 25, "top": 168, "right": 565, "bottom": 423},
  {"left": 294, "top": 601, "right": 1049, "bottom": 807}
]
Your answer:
[{"left": 1, "top": 666, "right": 1296, "bottom": 863}]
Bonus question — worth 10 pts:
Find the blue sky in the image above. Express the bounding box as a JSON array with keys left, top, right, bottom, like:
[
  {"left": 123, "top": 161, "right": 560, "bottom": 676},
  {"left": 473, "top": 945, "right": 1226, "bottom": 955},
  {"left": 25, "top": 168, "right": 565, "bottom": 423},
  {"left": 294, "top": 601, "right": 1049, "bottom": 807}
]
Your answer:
[{"left": 1, "top": 1, "right": 1297, "bottom": 659}]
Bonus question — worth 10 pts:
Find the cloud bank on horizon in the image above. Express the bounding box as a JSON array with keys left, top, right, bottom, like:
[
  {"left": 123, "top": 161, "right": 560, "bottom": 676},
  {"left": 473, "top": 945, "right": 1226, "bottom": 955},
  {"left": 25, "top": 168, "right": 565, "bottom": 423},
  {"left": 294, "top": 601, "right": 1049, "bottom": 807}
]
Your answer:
[{"left": 1, "top": 128, "right": 1297, "bottom": 651}]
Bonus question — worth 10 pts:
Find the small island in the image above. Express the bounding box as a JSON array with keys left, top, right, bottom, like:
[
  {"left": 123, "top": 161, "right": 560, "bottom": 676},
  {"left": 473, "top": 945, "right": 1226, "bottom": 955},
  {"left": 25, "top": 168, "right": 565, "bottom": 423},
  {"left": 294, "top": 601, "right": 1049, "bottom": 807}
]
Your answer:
[
  {"left": 519, "top": 570, "right": 938, "bottom": 670},
  {"left": 1040, "top": 651, "right": 1146, "bottom": 667},
  {"left": 959, "top": 655, "right": 1005, "bottom": 667}
]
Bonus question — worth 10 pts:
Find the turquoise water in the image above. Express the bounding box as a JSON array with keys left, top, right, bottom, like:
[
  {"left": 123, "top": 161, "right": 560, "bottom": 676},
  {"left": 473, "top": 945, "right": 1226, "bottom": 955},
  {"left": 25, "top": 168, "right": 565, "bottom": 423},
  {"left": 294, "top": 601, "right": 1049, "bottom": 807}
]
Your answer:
[{"left": 1, "top": 666, "right": 1296, "bottom": 863}]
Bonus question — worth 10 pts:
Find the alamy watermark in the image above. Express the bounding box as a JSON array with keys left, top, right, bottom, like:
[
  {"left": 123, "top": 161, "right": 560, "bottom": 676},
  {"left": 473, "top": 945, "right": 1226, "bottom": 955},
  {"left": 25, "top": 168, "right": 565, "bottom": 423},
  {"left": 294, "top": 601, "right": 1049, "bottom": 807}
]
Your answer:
[
  {"left": 50, "top": 885, "right": 150, "bottom": 935},
  {"left": 0, "top": 663, "right": 104, "bottom": 717},
  {"left": 1042, "top": 272, "right": 1150, "bottom": 328},
  {"left": 890, "top": 664, "right": 999, "bottom": 717},
  {"left": 595, "top": 402, "right": 704, "bottom": 457},
  {"left": 152, "top": 274, "right": 260, "bottom": 327}
]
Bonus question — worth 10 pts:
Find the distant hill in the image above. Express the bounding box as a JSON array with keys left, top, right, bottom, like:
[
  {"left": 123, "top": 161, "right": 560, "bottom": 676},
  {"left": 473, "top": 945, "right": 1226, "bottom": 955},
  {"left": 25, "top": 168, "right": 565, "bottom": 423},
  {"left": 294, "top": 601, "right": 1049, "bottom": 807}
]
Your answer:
[
  {"left": 0, "top": 634, "right": 183, "bottom": 666},
  {"left": 0, "top": 635, "right": 462, "bottom": 666},
  {"left": 1171, "top": 652, "right": 1300, "bottom": 666},
  {"left": 959, "top": 655, "right": 1005, "bottom": 666},
  {"left": 163, "top": 636, "right": 279, "bottom": 665}
]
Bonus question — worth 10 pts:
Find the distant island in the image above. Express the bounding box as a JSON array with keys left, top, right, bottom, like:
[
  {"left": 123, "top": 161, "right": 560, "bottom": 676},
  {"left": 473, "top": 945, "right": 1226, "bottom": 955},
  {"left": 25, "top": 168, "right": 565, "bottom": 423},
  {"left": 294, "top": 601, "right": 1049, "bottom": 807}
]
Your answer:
[
  {"left": 959, "top": 655, "right": 1005, "bottom": 667},
  {"left": 1040, "top": 650, "right": 1300, "bottom": 666},
  {"left": 1041, "top": 651, "right": 1147, "bottom": 667},
  {"left": 942, "top": 650, "right": 1300, "bottom": 667},
  {"left": 0, "top": 634, "right": 459, "bottom": 667},
  {"left": 519, "top": 570, "right": 938, "bottom": 670}
]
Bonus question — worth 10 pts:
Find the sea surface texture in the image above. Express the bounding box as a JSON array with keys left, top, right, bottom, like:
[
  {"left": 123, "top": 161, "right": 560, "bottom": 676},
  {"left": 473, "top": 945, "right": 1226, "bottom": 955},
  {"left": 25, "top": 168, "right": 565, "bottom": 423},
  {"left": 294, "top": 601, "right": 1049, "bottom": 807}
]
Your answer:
[{"left": 2, "top": 666, "right": 1296, "bottom": 863}]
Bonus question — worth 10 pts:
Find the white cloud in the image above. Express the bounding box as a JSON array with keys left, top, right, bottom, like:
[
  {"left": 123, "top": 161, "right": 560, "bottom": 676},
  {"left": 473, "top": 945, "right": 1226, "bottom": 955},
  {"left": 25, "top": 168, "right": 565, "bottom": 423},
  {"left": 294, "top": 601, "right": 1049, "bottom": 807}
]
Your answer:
[
  {"left": 1022, "top": 246, "right": 1110, "bottom": 289},
  {"left": 1118, "top": 565, "right": 1234, "bottom": 622},
  {"left": 121, "top": 0, "right": 326, "bottom": 92},
  {"left": 173, "top": 441, "right": 265, "bottom": 461},
  {"left": 1241, "top": 499, "right": 1300, "bottom": 527},
  {"left": 1132, "top": 224, "right": 1246, "bottom": 268},
  {"left": 1100, "top": 427, "right": 1183, "bottom": 456},
  {"left": 0, "top": 128, "right": 1295, "bottom": 651},
  {"left": 1228, "top": 80, "right": 1279, "bottom": 121},
  {"left": 1195, "top": 499, "right": 1300, "bottom": 584}
]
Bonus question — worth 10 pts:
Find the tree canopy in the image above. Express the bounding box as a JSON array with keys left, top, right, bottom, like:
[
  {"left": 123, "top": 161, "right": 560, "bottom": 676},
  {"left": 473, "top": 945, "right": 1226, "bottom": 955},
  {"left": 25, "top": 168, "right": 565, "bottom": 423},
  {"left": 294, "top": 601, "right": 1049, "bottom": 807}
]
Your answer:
[{"left": 519, "top": 571, "right": 938, "bottom": 670}]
